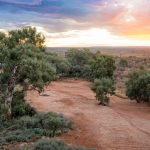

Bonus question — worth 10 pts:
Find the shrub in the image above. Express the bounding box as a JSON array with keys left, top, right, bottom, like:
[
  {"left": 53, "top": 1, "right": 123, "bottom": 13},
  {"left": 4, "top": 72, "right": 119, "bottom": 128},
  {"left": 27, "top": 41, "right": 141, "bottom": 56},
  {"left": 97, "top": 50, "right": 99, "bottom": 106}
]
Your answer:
[
  {"left": 5, "top": 129, "right": 36, "bottom": 143},
  {"left": 34, "top": 139, "right": 66, "bottom": 150},
  {"left": 0, "top": 112, "right": 72, "bottom": 148},
  {"left": 65, "top": 48, "right": 93, "bottom": 78},
  {"left": 17, "top": 138, "right": 95, "bottom": 150},
  {"left": 0, "top": 91, "right": 36, "bottom": 118},
  {"left": 12, "top": 92, "right": 36, "bottom": 118},
  {"left": 126, "top": 69, "right": 150, "bottom": 103},
  {"left": 37, "top": 112, "right": 72, "bottom": 136},
  {"left": 91, "top": 78, "right": 115, "bottom": 106},
  {"left": 47, "top": 53, "right": 70, "bottom": 77},
  {"left": 119, "top": 58, "right": 128, "bottom": 68},
  {"left": 18, "top": 112, "right": 72, "bottom": 137},
  {"left": 30, "top": 139, "right": 92, "bottom": 150},
  {"left": 19, "top": 116, "right": 41, "bottom": 129},
  {"left": 90, "top": 55, "right": 116, "bottom": 81}
]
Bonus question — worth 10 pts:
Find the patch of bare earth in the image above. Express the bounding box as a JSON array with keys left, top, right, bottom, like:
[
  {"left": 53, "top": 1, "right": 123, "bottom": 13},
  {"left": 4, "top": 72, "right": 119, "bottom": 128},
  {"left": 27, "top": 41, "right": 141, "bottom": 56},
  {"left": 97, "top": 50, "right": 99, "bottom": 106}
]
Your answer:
[{"left": 27, "top": 79, "right": 150, "bottom": 150}]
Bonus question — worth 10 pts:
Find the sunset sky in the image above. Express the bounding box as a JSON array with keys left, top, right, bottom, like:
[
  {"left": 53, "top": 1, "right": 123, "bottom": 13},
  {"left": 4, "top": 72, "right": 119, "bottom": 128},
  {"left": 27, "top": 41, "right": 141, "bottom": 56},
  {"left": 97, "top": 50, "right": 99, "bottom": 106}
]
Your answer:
[{"left": 0, "top": 0, "right": 150, "bottom": 47}]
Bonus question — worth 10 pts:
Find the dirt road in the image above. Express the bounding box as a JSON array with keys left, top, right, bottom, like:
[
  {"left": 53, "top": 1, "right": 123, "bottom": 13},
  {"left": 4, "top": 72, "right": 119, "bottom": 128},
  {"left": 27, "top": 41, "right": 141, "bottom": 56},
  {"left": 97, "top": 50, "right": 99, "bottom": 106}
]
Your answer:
[{"left": 27, "top": 79, "right": 150, "bottom": 150}]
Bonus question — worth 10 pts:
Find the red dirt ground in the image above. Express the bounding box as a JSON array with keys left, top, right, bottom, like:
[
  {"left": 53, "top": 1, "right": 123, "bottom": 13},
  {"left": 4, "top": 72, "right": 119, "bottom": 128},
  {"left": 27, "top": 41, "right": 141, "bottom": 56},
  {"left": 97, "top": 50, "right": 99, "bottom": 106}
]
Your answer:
[{"left": 27, "top": 79, "right": 150, "bottom": 150}]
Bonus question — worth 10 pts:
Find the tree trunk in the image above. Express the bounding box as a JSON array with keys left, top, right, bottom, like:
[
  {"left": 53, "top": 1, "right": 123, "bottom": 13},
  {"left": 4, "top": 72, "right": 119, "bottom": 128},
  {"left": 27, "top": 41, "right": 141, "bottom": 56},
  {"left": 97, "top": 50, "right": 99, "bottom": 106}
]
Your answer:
[
  {"left": 4, "top": 66, "right": 18, "bottom": 118},
  {"left": 5, "top": 82, "right": 16, "bottom": 118},
  {"left": 5, "top": 93, "right": 13, "bottom": 118}
]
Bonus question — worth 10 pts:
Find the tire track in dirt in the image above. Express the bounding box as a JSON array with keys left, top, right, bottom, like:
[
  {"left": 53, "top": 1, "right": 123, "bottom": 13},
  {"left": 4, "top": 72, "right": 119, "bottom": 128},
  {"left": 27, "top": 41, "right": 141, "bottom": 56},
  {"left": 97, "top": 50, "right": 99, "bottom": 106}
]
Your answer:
[
  {"left": 27, "top": 79, "right": 150, "bottom": 150},
  {"left": 114, "top": 111, "right": 150, "bottom": 137}
]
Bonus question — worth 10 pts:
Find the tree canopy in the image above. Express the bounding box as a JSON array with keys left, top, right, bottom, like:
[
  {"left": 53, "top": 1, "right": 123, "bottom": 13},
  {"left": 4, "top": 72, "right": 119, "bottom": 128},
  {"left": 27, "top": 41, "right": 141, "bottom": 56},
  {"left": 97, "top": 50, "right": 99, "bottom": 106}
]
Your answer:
[
  {"left": 0, "top": 27, "right": 55, "bottom": 117},
  {"left": 126, "top": 69, "right": 150, "bottom": 103},
  {"left": 92, "top": 78, "right": 115, "bottom": 106},
  {"left": 65, "top": 48, "right": 93, "bottom": 78},
  {"left": 3, "top": 27, "right": 45, "bottom": 50},
  {"left": 90, "top": 55, "right": 116, "bottom": 81}
]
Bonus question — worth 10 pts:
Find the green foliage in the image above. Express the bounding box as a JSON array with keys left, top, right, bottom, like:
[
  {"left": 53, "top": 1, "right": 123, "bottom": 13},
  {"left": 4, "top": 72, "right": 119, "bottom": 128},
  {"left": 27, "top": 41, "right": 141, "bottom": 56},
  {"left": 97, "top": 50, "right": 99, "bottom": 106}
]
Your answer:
[
  {"left": 90, "top": 55, "right": 116, "bottom": 105},
  {"left": 47, "top": 52, "right": 70, "bottom": 77},
  {"left": 126, "top": 69, "right": 150, "bottom": 103},
  {"left": 0, "top": 27, "right": 56, "bottom": 116},
  {"left": 91, "top": 78, "right": 115, "bottom": 105},
  {"left": 65, "top": 48, "right": 93, "bottom": 78},
  {"left": 18, "top": 112, "right": 72, "bottom": 137},
  {"left": 7, "top": 44, "right": 56, "bottom": 90},
  {"left": 12, "top": 92, "right": 36, "bottom": 117},
  {"left": 40, "top": 112, "right": 71, "bottom": 136},
  {"left": 119, "top": 58, "right": 128, "bottom": 68},
  {"left": 65, "top": 49, "right": 116, "bottom": 105},
  {"left": 3, "top": 27, "right": 45, "bottom": 50},
  {"left": 18, "top": 139, "right": 93, "bottom": 150},
  {"left": 0, "top": 92, "right": 36, "bottom": 118},
  {"left": 0, "top": 112, "right": 71, "bottom": 149},
  {"left": 90, "top": 55, "right": 116, "bottom": 81}
]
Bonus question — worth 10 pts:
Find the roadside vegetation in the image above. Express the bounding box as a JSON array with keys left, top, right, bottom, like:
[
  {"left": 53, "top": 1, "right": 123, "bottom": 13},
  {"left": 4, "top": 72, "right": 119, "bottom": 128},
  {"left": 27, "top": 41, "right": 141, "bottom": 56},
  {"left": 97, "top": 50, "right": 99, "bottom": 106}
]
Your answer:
[
  {"left": 0, "top": 112, "right": 71, "bottom": 149},
  {"left": 65, "top": 49, "right": 116, "bottom": 105},
  {"left": 0, "top": 27, "right": 105, "bottom": 149},
  {"left": 17, "top": 139, "right": 91, "bottom": 150},
  {"left": 0, "top": 27, "right": 73, "bottom": 149},
  {"left": 126, "top": 69, "right": 150, "bottom": 103},
  {"left": 0, "top": 26, "right": 149, "bottom": 149},
  {"left": 91, "top": 78, "right": 115, "bottom": 106},
  {"left": 0, "top": 27, "right": 56, "bottom": 118}
]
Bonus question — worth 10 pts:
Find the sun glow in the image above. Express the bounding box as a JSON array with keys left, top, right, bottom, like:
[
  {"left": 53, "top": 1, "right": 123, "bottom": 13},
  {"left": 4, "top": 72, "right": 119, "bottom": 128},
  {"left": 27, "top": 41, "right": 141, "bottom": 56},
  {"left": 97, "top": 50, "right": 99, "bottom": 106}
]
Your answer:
[
  {"left": 40, "top": 28, "right": 150, "bottom": 47},
  {"left": 0, "top": 0, "right": 150, "bottom": 47}
]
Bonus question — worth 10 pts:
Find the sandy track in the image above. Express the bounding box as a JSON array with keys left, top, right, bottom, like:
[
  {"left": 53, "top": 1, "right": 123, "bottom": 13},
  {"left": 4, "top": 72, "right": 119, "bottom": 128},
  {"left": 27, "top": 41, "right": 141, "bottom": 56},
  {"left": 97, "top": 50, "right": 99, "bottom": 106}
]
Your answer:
[{"left": 27, "top": 79, "right": 150, "bottom": 150}]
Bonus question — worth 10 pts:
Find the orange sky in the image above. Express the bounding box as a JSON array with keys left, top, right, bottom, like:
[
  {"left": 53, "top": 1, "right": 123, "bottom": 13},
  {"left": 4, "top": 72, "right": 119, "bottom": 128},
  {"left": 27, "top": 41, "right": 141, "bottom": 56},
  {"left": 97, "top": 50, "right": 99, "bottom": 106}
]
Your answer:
[{"left": 0, "top": 0, "right": 150, "bottom": 46}]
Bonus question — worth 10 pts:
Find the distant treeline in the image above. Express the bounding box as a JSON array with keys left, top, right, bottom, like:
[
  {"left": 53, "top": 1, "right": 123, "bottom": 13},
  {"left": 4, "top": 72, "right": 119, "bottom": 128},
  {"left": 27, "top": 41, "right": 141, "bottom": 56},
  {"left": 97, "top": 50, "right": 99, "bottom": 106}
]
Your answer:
[{"left": 46, "top": 46, "right": 150, "bottom": 56}]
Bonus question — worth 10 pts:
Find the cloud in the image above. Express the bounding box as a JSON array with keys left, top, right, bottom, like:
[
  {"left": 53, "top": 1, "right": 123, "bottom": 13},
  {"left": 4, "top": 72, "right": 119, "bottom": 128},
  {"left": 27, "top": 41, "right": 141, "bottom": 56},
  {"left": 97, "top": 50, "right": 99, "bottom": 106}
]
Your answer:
[
  {"left": 39, "top": 27, "right": 150, "bottom": 47},
  {"left": 0, "top": 0, "right": 150, "bottom": 46},
  {"left": 0, "top": 0, "right": 42, "bottom": 5},
  {"left": 84, "top": 0, "right": 150, "bottom": 39},
  {"left": 0, "top": 0, "right": 92, "bottom": 17}
]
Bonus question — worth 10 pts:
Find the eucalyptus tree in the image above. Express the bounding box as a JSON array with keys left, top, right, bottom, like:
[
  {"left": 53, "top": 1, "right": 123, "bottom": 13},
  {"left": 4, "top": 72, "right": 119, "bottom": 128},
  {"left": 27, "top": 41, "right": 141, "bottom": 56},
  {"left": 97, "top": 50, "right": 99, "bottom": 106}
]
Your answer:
[
  {"left": 0, "top": 27, "right": 56, "bottom": 117},
  {"left": 91, "top": 78, "right": 115, "bottom": 106},
  {"left": 126, "top": 69, "right": 150, "bottom": 103}
]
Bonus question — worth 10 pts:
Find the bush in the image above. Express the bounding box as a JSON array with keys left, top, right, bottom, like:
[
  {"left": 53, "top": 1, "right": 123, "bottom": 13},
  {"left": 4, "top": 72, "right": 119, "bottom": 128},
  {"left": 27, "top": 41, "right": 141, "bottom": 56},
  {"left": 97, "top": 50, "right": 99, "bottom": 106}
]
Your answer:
[
  {"left": 19, "top": 116, "right": 41, "bottom": 129},
  {"left": 47, "top": 53, "right": 70, "bottom": 77},
  {"left": 0, "top": 112, "right": 72, "bottom": 148},
  {"left": 18, "top": 113, "right": 72, "bottom": 137},
  {"left": 90, "top": 55, "right": 116, "bottom": 81},
  {"left": 65, "top": 48, "right": 93, "bottom": 78},
  {"left": 0, "top": 91, "right": 36, "bottom": 118},
  {"left": 126, "top": 69, "right": 150, "bottom": 103},
  {"left": 91, "top": 78, "right": 115, "bottom": 106},
  {"left": 119, "top": 58, "right": 128, "bottom": 68},
  {"left": 39, "top": 112, "right": 72, "bottom": 136},
  {"left": 5, "top": 129, "right": 36, "bottom": 142},
  {"left": 46, "top": 49, "right": 116, "bottom": 82},
  {"left": 34, "top": 139, "right": 66, "bottom": 150},
  {"left": 10, "top": 91, "right": 36, "bottom": 118},
  {"left": 16, "top": 137, "right": 95, "bottom": 150},
  {"left": 18, "top": 139, "right": 94, "bottom": 150}
]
